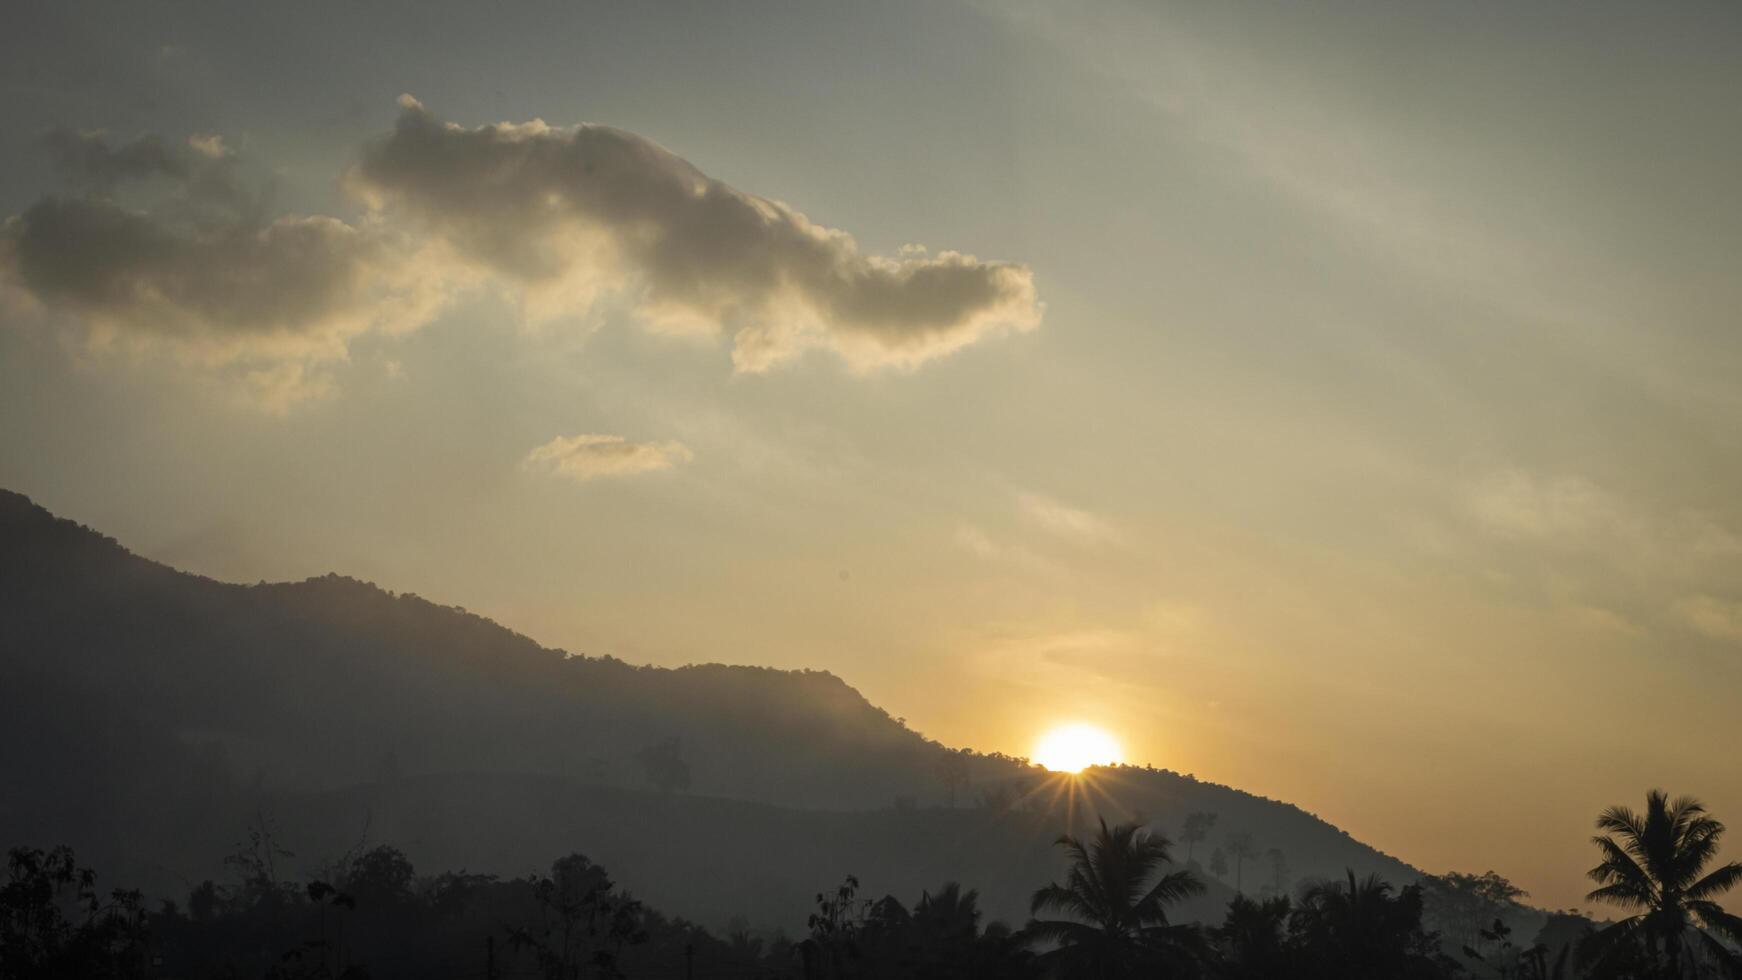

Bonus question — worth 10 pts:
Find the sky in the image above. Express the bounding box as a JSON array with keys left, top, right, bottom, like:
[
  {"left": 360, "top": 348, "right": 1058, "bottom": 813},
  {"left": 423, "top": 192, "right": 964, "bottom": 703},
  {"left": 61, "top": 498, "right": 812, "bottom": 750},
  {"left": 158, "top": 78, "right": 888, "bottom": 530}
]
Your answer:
[{"left": 4, "top": 0, "right": 1742, "bottom": 910}]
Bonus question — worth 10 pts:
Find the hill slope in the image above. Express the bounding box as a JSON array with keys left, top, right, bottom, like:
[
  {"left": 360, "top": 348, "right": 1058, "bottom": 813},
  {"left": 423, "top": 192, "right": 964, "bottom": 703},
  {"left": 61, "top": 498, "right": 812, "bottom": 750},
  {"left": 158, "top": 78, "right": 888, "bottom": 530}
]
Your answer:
[{"left": 0, "top": 488, "right": 1420, "bottom": 927}]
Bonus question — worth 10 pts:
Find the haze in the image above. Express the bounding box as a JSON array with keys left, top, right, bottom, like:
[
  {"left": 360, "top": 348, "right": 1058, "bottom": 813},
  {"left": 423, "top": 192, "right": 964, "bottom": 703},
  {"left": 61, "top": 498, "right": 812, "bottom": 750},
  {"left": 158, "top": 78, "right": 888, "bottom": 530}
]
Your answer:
[{"left": 4, "top": 0, "right": 1741, "bottom": 915}]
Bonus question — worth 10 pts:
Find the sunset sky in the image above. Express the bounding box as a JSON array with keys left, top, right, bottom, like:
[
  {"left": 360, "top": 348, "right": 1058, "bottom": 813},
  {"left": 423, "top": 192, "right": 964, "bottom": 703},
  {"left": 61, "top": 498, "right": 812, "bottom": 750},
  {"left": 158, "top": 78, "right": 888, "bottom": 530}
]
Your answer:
[{"left": 5, "top": 0, "right": 1742, "bottom": 910}]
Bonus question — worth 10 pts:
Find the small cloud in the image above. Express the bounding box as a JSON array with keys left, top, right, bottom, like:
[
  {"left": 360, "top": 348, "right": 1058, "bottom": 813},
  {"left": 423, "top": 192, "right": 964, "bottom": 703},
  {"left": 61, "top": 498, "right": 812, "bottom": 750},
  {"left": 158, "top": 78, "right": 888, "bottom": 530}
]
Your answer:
[
  {"left": 1560, "top": 604, "right": 1640, "bottom": 638},
  {"left": 1466, "top": 470, "right": 1616, "bottom": 540},
  {"left": 1672, "top": 595, "right": 1742, "bottom": 645},
  {"left": 954, "top": 524, "right": 1001, "bottom": 559},
  {"left": 187, "top": 133, "right": 229, "bottom": 158},
  {"left": 1016, "top": 491, "right": 1121, "bottom": 546},
  {"left": 953, "top": 522, "right": 1058, "bottom": 574},
  {"left": 241, "top": 361, "right": 338, "bottom": 415},
  {"left": 1681, "top": 513, "right": 1742, "bottom": 559},
  {"left": 524, "top": 434, "right": 694, "bottom": 482}
]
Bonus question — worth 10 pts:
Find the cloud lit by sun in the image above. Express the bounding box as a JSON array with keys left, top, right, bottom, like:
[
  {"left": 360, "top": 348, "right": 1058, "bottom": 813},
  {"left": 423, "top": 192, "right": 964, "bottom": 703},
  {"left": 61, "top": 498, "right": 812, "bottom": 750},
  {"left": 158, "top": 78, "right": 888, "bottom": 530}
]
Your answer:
[{"left": 1033, "top": 723, "right": 1123, "bottom": 773}]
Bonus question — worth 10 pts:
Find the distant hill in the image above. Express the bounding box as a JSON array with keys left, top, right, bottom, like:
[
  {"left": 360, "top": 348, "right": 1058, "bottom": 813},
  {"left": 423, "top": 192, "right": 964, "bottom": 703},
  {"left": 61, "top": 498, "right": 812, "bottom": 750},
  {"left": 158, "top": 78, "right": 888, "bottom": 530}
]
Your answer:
[{"left": 0, "top": 488, "right": 1421, "bottom": 929}]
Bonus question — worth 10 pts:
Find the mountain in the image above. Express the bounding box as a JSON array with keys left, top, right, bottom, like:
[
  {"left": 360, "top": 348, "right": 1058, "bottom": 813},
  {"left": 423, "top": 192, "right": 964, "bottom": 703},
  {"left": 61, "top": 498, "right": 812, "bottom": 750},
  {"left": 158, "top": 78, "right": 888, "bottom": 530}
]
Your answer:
[{"left": 0, "top": 488, "right": 1421, "bottom": 929}]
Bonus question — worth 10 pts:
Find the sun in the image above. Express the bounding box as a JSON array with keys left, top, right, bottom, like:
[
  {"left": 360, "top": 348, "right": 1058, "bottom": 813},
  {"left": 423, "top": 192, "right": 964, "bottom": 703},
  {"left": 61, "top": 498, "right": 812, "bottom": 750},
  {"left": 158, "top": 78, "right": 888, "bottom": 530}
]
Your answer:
[{"left": 1033, "top": 723, "right": 1124, "bottom": 773}]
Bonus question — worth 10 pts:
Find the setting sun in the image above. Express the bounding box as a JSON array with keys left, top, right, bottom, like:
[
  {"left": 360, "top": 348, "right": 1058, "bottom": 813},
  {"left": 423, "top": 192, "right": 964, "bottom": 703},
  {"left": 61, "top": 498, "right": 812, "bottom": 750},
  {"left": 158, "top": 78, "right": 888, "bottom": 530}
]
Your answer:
[{"left": 1033, "top": 723, "right": 1124, "bottom": 773}]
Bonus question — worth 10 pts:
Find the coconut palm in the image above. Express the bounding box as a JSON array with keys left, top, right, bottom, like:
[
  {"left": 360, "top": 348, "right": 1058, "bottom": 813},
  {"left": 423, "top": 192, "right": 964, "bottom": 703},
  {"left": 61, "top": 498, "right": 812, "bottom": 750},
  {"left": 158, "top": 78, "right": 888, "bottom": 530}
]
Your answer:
[
  {"left": 1289, "top": 870, "right": 1449, "bottom": 979},
  {"left": 1025, "top": 817, "right": 1205, "bottom": 979},
  {"left": 1225, "top": 832, "right": 1258, "bottom": 895},
  {"left": 1212, "top": 893, "right": 1292, "bottom": 979},
  {"left": 1582, "top": 790, "right": 1742, "bottom": 979},
  {"left": 912, "top": 882, "right": 981, "bottom": 952}
]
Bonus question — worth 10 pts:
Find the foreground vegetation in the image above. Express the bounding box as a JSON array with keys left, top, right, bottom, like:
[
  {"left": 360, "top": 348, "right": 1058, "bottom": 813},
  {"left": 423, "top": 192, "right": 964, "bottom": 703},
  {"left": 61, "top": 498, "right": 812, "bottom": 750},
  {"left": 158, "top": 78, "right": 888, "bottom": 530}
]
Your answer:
[{"left": 3, "top": 790, "right": 1738, "bottom": 979}]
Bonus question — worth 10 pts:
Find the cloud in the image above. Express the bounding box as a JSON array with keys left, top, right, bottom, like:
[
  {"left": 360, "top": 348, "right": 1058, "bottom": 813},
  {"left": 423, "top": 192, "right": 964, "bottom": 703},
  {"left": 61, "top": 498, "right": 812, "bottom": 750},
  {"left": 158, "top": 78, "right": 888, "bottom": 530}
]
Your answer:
[
  {"left": 1461, "top": 469, "right": 1742, "bottom": 571},
  {"left": 1465, "top": 471, "right": 1618, "bottom": 540},
  {"left": 1016, "top": 491, "right": 1121, "bottom": 546},
  {"left": 1672, "top": 595, "right": 1742, "bottom": 645},
  {"left": 954, "top": 524, "right": 1002, "bottom": 559},
  {"left": 524, "top": 434, "right": 694, "bottom": 482},
  {"left": 0, "top": 128, "right": 451, "bottom": 408},
  {"left": 2, "top": 99, "right": 1042, "bottom": 407},
  {"left": 40, "top": 129, "right": 191, "bottom": 189},
  {"left": 348, "top": 96, "right": 1041, "bottom": 371},
  {"left": 953, "top": 523, "right": 1057, "bottom": 574}
]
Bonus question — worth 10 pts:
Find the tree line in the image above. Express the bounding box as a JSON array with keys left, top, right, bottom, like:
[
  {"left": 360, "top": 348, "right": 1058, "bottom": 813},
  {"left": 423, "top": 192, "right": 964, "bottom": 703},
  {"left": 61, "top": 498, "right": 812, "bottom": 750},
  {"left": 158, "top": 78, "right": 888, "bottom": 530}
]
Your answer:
[{"left": 2, "top": 790, "right": 1737, "bottom": 979}]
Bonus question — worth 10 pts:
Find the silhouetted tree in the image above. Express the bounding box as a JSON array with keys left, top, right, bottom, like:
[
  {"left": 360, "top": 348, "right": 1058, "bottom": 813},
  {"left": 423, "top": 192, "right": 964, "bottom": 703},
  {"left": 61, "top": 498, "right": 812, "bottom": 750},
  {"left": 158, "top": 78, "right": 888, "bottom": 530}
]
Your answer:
[
  {"left": 1288, "top": 870, "right": 1453, "bottom": 980},
  {"left": 508, "top": 853, "right": 648, "bottom": 980},
  {"left": 1264, "top": 848, "right": 1289, "bottom": 898},
  {"left": 1225, "top": 833, "right": 1258, "bottom": 895},
  {"left": 1025, "top": 817, "right": 1205, "bottom": 978},
  {"left": 1211, "top": 893, "right": 1291, "bottom": 979},
  {"left": 1210, "top": 848, "right": 1229, "bottom": 880},
  {"left": 294, "top": 878, "right": 359, "bottom": 978},
  {"left": 802, "top": 876, "right": 1038, "bottom": 979},
  {"left": 636, "top": 737, "right": 691, "bottom": 794},
  {"left": 725, "top": 915, "right": 765, "bottom": 962},
  {"left": 1520, "top": 940, "right": 1574, "bottom": 980},
  {"left": 224, "top": 812, "right": 299, "bottom": 911},
  {"left": 934, "top": 751, "right": 970, "bottom": 809},
  {"left": 1580, "top": 790, "right": 1742, "bottom": 979},
  {"left": 0, "top": 846, "right": 150, "bottom": 979},
  {"left": 977, "top": 781, "right": 1021, "bottom": 812},
  {"left": 904, "top": 883, "right": 1038, "bottom": 979},
  {"left": 1528, "top": 911, "right": 1595, "bottom": 980},
  {"left": 1420, "top": 870, "right": 1527, "bottom": 954},
  {"left": 8, "top": 837, "right": 777, "bottom": 980},
  {"left": 341, "top": 845, "right": 416, "bottom": 908},
  {"left": 806, "top": 874, "right": 867, "bottom": 979},
  {"left": 1181, "top": 813, "right": 1218, "bottom": 866},
  {"left": 1458, "top": 917, "right": 1522, "bottom": 980}
]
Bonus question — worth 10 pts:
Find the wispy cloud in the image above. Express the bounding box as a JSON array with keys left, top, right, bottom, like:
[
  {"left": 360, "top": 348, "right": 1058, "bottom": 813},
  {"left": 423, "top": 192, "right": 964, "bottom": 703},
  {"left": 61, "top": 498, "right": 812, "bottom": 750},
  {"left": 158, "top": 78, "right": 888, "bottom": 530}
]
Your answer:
[
  {"left": 524, "top": 434, "right": 694, "bottom": 482},
  {"left": 1015, "top": 491, "right": 1121, "bottom": 546},
  {"left": 953, "top": 523, "right": 1057, "bottom": 574},
  {"left": 1465, "top": 471, "right": 1619, "bottom": 541},
  {"left": 1672, "top": 595, "right": 1742, "bottom": 645}
]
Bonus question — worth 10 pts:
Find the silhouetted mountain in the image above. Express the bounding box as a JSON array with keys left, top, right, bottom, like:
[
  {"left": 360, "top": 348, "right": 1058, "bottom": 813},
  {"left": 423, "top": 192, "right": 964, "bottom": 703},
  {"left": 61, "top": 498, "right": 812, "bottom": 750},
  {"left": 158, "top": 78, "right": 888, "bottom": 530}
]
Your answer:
[{"left": 0, "top": 489, "right": 1420, "bottom": 929}]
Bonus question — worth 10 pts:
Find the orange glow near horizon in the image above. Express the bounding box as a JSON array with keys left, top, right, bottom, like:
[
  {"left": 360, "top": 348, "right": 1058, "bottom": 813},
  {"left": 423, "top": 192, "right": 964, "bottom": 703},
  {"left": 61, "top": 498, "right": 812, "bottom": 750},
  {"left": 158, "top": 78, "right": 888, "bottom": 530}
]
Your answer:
[{"left": 1033, "top": 723, "right": 1124, "bottom": 773}]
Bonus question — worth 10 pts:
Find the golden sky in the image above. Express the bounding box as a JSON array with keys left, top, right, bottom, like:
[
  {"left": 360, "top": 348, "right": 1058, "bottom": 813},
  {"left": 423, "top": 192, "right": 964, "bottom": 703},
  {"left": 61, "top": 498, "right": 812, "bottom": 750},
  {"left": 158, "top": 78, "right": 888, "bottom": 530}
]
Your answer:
[{"left": 4, "top": 0, "right": 1741, "bottom": 911}]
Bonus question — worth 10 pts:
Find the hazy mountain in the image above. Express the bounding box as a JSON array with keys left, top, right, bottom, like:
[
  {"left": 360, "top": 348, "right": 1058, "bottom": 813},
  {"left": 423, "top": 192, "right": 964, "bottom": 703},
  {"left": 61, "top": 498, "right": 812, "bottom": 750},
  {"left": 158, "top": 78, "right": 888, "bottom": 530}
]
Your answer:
[{"left": 0, "top": 488, "right": 1420, "bottom": 929}]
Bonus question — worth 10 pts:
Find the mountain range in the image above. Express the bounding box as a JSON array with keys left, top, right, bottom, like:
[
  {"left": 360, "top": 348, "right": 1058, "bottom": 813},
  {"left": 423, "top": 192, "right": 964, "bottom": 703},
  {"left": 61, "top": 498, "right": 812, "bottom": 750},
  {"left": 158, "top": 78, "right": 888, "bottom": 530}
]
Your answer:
[{"left": 0, "top": 488, "right": 1420, "bottom": 930}]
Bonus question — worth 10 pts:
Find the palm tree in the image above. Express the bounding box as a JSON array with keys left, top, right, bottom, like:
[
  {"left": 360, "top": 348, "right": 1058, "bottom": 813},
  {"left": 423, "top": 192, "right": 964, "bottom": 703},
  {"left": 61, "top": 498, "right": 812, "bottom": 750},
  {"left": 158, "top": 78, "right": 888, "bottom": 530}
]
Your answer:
[
  {"left": 1225, "top": 832, "right": 1258, "bottom": 895},
  {"left": 1181, "top": 812, "right": 1217, "bottom": 865},
  {"left": 1290, "top": 870, "right": 1446, "bottom": 979},
  {"left": 1025, "top": 817, "right": 1205, "bottom": 978},
  {"left": 1212, "top": 893, "right": 1291, "bottom": 979},
  {"left": 1582, "top": 790, "right": 1742, "bottom": 979},
  {"left": 912, "top": 882, "right": 981, "bottom": 950}
]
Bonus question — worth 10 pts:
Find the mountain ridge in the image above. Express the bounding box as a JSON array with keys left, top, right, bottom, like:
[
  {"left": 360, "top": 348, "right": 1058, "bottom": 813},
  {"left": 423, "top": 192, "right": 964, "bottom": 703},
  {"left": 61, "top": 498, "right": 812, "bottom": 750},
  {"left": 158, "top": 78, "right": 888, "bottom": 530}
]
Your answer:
[{"left": 0, "top": 487, "right": 1423, "bottom": 928}]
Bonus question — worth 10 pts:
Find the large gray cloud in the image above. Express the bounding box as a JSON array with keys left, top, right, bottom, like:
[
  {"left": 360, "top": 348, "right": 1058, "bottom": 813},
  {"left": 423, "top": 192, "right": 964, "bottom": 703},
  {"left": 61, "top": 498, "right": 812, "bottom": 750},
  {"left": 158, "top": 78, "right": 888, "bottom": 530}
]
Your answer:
[
  {"left": 1, "top": 99, "right": 1041, "bottom": 407},
  {"left": 0, "top": 129, "right": 442, "bottom": 406},
  {"left": 40, "top": 129, "right": 192, "bottom": 190},
  {"left": 349, "top": 97, "right": 1041, "bottom": 371}
]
